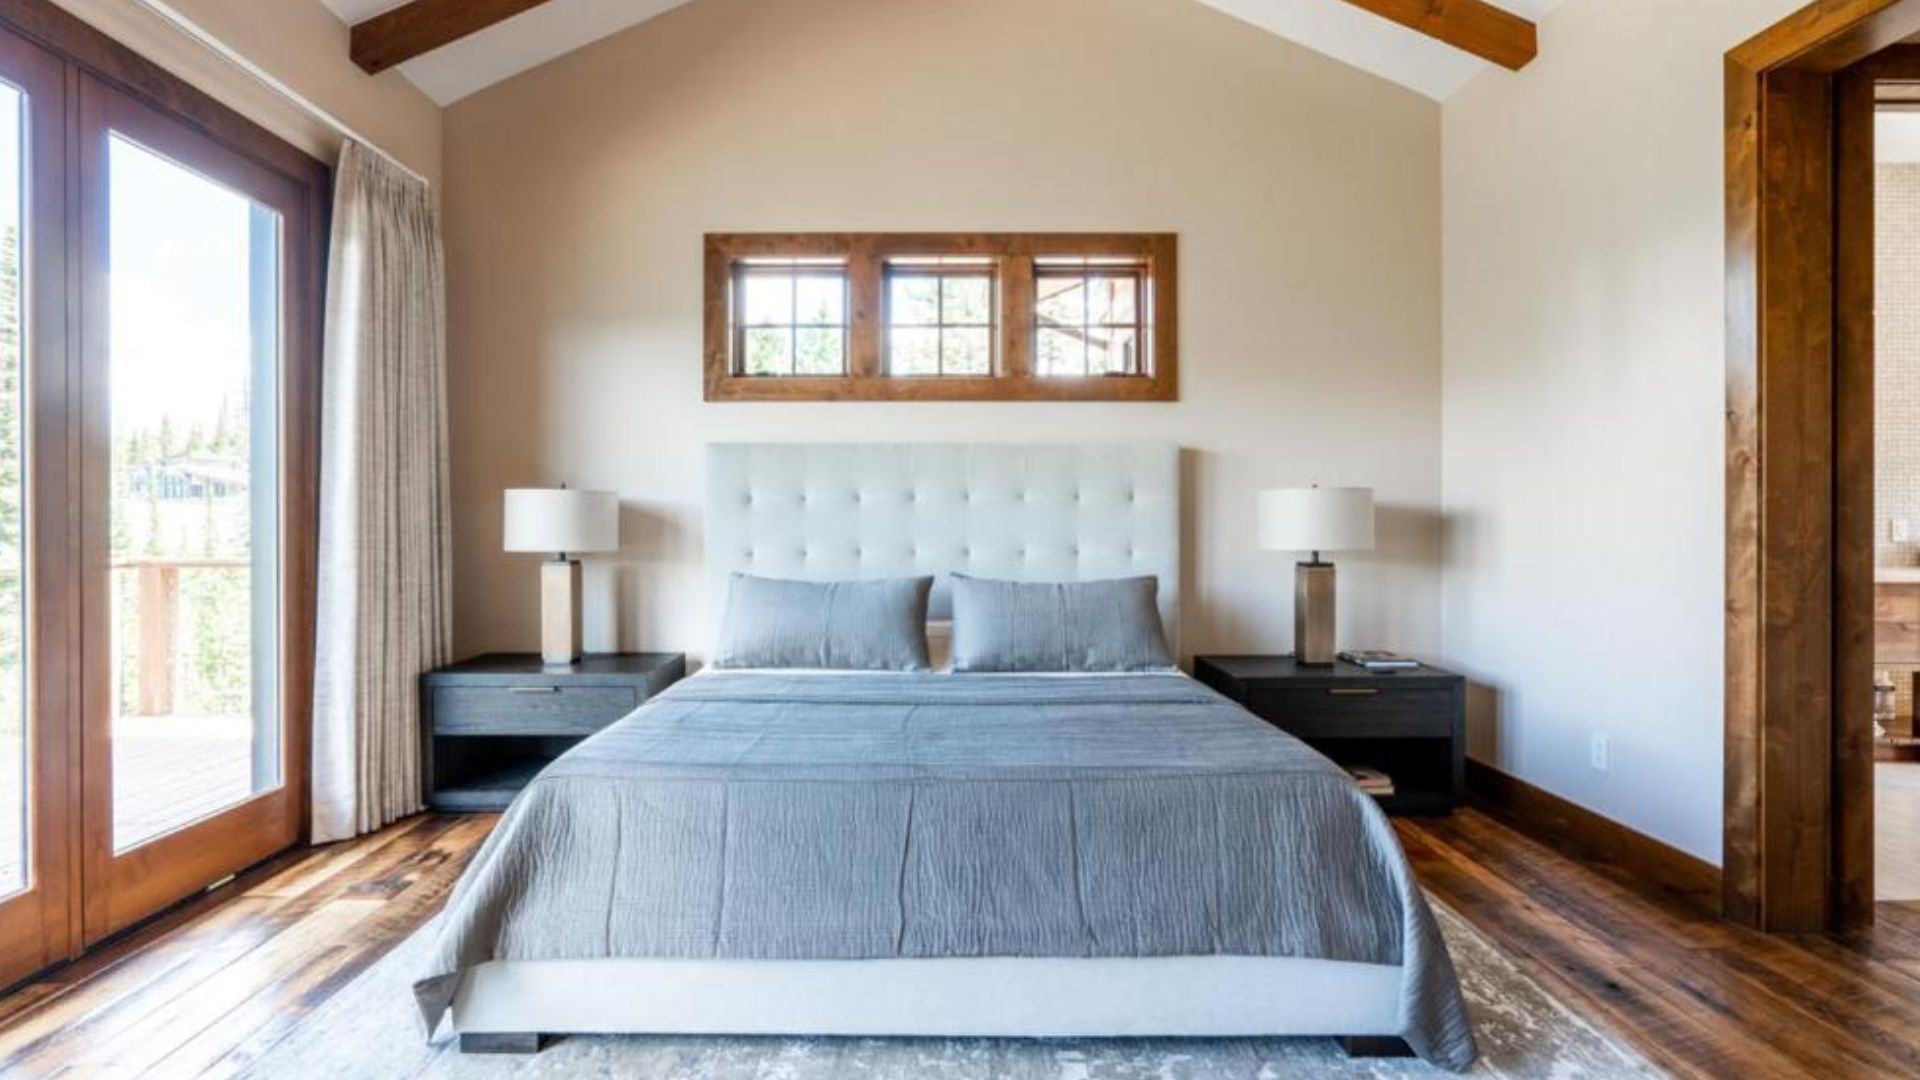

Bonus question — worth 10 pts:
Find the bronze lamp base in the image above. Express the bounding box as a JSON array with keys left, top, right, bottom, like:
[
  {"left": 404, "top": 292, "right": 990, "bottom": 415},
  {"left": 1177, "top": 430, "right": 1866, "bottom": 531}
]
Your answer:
[{"left": 1295, "top": 560, "right": 1337, "bottom": 666}]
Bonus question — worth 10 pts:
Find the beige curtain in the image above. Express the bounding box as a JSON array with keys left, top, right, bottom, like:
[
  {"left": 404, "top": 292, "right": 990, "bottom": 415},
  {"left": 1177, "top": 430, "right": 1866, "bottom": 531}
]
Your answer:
[{"left": 311, "top": 141, "right": 451, "bottom": 843}]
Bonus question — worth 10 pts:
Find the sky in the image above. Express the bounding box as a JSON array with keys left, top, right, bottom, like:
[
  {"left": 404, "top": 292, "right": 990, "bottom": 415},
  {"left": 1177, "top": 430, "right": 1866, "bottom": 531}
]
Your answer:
[
  {"left": 108, "top": 133, "right": 270, "bottom": 435},
  {"left": 0, "top": 77, "right": 276, "bottom": 438},
  {"left": 0, "top": 86, "right": 16, "bottom": 237},
  {"left": 0, "top": 84, "right": 272, "bottom": 437}
]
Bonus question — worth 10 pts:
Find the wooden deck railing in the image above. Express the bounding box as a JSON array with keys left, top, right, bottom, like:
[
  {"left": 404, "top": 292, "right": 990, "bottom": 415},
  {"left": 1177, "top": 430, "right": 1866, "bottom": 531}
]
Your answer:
[{"left": 112, "top": 556, "right": 248, "bottom": 717}]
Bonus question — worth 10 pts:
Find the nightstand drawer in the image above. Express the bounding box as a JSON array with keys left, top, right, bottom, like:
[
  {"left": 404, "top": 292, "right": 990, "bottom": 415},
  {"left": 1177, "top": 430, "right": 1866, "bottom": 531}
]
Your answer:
[
  {"left": 1248, "top": 687, "right": 1455, "bottom": 738},
  {"left": 431, "top": 685, "right": 638, "bottom": 736}
]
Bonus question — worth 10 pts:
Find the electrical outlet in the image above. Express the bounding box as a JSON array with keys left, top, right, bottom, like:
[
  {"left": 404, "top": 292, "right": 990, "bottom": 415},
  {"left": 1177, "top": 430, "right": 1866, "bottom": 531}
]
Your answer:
[{"left": 1590, "top": 733, "right": 1610, "bottom": 772}]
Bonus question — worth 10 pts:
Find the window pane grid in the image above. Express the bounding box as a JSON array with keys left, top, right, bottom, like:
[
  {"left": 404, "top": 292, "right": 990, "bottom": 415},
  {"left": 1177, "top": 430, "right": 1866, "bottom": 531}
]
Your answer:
[
  {"left": 707, "top": 235, "right": 1173, "bottom": 400},
  {"left": 734, "top": 264, "right": 848, "bottom": 377},
  {"left": 1035, "top": 267, "right": 1146, "bottom": 378},
  {"left": 885, "top": 267, "right": 995, "bottom": 377}
]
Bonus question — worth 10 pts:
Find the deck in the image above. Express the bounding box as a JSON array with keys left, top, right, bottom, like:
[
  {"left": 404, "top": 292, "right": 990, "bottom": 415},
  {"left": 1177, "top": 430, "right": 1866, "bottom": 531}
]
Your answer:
[{"left": 0, "top": 716, "right": 253, "bottom": 891}]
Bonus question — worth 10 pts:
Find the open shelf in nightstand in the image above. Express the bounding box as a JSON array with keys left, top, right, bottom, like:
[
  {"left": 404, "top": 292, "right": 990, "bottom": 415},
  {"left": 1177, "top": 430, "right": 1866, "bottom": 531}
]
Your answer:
[
  {"left": 1310, "top": 735, "right": 1459, "bottom": 816},
  {"left": 430, "top": 735, "right": 582, "bottom": 811}
]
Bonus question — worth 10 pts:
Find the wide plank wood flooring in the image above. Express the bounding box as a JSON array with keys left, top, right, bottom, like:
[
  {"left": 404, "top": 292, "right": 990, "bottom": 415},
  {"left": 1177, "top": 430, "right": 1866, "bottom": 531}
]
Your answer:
[
  {"left": 0, "top": 808, "right": 1914, "bottom": 1078},
  {"left": 1401, "top": 810, "right": 1920, "bottom": 1079},
  {"left": 1878, "top": 761, "right": 1920, "bottom": 900}
]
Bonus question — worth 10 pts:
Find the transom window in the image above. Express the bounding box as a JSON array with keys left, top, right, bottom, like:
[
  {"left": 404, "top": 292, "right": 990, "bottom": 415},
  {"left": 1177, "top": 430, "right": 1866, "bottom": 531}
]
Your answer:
[
  {"left": 706, "top": 233, "right": 1176, "bottom": 401},
  {"left": 731, "top": 258, "right": 848, "bottom": 377},
  {"left": 885, "top": 257, "right": 996, "bottom": 377},
  {"left": 1035, "top": 258, "right": 1147, "bottom": 377}
]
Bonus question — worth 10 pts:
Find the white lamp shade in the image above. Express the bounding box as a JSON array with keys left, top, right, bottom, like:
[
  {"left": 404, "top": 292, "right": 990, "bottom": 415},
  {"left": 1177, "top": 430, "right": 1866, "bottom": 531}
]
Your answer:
[
  {"left": 1257, "top": 487, "right": 1375, "bottom": 553},
  {"left": 503, "top": 489, "right": 620, "bottom": 555}
]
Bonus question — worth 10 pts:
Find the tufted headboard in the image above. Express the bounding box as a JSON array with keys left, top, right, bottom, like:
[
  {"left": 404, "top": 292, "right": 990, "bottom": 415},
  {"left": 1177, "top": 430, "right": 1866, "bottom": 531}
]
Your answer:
[{"left": 705, "top": 443, "right": 1181, "bottom": 654}]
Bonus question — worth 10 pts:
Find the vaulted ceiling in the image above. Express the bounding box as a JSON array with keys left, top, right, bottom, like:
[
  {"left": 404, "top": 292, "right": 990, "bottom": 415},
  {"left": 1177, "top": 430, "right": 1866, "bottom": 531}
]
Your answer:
[{"left": 318, "top": 0, "right": 1564, "bottom": 107}]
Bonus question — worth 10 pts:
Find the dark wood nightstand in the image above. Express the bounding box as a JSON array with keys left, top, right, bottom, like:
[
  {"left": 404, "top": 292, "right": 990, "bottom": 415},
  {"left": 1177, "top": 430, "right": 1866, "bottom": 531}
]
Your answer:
[
  {"left": 1193, "top": 655, "right": 1465, "bottom": 815},
  {"left": 423, "top": 652, "right": 685, "bottom": 811}
]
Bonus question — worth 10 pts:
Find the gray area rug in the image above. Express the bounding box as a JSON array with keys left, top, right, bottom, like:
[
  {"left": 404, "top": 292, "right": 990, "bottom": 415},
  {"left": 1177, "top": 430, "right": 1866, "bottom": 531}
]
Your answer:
[{"left": 240, "top": 903, "right": 1661, "bottom": 1078}]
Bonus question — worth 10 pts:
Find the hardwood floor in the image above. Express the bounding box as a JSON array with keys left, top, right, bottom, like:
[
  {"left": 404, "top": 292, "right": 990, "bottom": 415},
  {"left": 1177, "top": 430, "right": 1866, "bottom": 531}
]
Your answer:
[
  {"left": 1403, "top": 810, "right": 1920, "bottom": 1079},
  {"left": 1878, "top": 761, "right": 1920, "bottom": 900},
  {"left": 0, "top": 808, "right": 1916, "bottom": 1078},
  {"left": 0, "top": 813, "right": 495, "bottom": 1078}
]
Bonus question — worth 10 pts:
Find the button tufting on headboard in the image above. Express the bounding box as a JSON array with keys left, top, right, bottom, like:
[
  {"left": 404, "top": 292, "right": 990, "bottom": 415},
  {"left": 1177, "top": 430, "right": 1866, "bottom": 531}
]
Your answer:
[{"left": 704, "top": 443, "right": 1181, "bottom": 655}]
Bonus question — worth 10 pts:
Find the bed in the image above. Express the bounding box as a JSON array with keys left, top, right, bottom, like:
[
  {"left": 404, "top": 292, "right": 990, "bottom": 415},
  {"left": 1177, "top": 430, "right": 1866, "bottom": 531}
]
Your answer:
[{"left": 414, "top": 443, "right": 1476, "bottom": 1070}]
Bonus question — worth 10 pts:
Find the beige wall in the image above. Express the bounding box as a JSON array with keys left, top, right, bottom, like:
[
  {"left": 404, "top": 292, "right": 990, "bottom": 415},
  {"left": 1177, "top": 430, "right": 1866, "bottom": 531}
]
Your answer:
[
  {"left": 50, "top": 0, "right": 440, "bottom": 182},
  {"left": 1878, "top": 162, "right": 1920, "bottom": 567},
  {"left": 442, "top": 0, "right": 1443, "bottom": 663},
  {"left": 1439, "top": 0, "right": 1805, "bottom": 863}
]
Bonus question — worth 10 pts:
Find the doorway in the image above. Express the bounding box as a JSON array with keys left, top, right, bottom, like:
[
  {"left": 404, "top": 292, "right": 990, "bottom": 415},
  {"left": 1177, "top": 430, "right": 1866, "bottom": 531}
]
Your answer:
[
  {"left": 0, "top": 5, "right": 323, "bottom": 988},
  {"left": 1727, "top": 2, "right": 1920, "bottom": 933},
  {"left": 1871, "top": 91, "right": 1920, "bottom": 903}
]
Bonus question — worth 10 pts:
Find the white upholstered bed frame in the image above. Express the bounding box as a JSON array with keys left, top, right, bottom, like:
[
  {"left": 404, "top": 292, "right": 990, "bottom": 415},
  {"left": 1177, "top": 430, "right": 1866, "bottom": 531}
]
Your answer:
[
  {"left": 702, "top": 441, "right": 1183, "bottom": 655},
  {"left": 446, "top": 443, "right": 1405, "bottom": 1050}
]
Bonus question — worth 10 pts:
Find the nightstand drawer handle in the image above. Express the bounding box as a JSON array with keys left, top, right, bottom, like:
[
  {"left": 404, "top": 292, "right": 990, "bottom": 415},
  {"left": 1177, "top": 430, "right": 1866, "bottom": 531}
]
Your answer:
[
  {"left": 1327, "top": 688, "right": 1379, "bottom": 696},
  {"left": 507, "top": 686, "right": 561, "bottom": 694}
]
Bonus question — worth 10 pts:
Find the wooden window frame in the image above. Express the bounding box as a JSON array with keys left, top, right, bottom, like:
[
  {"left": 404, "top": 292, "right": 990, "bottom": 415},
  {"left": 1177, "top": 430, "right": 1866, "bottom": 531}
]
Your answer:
[
  {"left": 729, "top": 259, "right": 850, "bottom": 377},
  {"left": 704, "top": 233, "right": 1177, "bottom": 401},
  {"left": 881, "top": 258, "right": 998, "bottom": 378},
  {"left": 1034, "top": 261, "right": 1149, "bottom": 378}
]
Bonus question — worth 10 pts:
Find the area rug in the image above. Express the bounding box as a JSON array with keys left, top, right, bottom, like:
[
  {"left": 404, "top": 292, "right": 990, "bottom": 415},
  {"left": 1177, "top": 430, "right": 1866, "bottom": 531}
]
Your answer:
[{"left": 238, "top": 902, "right": 1661, "bottom": 1078}]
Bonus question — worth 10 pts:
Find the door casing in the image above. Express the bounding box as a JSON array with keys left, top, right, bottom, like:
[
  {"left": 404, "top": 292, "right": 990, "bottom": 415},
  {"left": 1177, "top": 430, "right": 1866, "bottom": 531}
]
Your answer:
[{"left": 1725, "top": 0, "right": 1920, "bottom": 932}]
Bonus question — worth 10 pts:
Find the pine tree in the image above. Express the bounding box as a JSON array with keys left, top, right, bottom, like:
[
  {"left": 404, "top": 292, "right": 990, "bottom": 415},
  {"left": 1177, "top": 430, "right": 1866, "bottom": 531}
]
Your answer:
[
  {"left": 0, "top": 226, "right": 23, "bottom": 734},
  {"left": 142, "top": 492, "right": 160, "bottom": 557},
  {"left": 0, "top": 226, "right": 21, "bottom": 560},
  {"left": 211, "top": 396, "right": 235, "bottom": 457}
]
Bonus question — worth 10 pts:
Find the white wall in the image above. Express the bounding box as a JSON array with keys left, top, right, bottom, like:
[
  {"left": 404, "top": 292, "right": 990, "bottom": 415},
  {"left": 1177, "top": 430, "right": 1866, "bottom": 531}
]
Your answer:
[
  {"left": 1879, "top": 111, "right": 1920, "bottom": 165},
  {"left": 1439, "top": 0, "right": 1807, "bottom": 863},
  {"left": 441, "top": 0, "right": 1445, "bottom": 666},
  {"left": 1876, "top": 157, "right": 1920, "bottom": 568}
]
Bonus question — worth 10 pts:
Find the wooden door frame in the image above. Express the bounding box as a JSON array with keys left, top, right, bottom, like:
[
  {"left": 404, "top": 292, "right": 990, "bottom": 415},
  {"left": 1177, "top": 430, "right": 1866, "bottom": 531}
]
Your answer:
[
  {"left": 73, "top": 71, "right": 320, "bottom": 943},
  {"left": 0, "top": 16, "right": 74, "bottom": 988},
  {"left": 1726, "top": 0, "right": 1920, "bottom": 932}
]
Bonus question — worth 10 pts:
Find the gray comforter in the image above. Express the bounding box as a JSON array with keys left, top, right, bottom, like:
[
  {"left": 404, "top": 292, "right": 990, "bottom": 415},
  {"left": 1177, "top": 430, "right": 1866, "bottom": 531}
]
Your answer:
[{"left": 414, "top": 672, "right": 1476, "bottom": 1070}]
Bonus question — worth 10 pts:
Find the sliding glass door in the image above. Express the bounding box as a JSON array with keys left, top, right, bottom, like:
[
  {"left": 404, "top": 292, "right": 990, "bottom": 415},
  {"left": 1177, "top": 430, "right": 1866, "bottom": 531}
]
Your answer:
[
  {"left": 0, "top": 22, "right": 72, "bottom": 988},
  {"left": 77, "top": 76, "right": 309, "bottom": 943},
  {"left": 0, "top": 4, "right": 322, "bottom": 985},
  {"left": 99, "top": 113, "right": 284, "bottom": 854}
]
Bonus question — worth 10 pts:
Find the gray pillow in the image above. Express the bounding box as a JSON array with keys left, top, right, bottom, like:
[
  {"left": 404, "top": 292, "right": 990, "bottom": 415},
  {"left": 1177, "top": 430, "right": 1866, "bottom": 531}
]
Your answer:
[
  {"left": 949, "top": 574, "right": 1174, "bottom": 673},
  {"left": 714, "top": 574, "right": 933, "bottom": 671}
]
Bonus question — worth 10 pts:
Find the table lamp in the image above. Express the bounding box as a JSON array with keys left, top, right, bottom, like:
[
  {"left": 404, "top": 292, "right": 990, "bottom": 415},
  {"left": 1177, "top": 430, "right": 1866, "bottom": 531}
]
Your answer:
[
  {"left": 1257, "top": 486, "right": 1375, "bottom": 667},
  {"left": 504, "top": 487, "right": 620, "bottom": 665}
]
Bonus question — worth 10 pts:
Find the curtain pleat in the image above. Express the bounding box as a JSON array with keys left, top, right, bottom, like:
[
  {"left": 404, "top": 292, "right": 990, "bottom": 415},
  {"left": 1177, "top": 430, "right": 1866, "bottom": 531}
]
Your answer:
[{"left": 311, "top": 142, "right": 450, "bottom": 843}]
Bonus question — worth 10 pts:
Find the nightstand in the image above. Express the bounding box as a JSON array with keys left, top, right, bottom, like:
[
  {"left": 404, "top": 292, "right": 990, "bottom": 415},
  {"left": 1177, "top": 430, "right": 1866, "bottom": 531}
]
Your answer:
[
  {"left": 423, "top": 652, "right": 685, "bottom": 811},
  {"left": 1192, "top": 655, "right": 1465, "bottom": 815}
]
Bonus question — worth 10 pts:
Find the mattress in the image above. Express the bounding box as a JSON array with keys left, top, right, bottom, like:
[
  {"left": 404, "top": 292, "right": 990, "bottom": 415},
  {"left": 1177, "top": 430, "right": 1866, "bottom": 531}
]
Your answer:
[{"left": 414, "top": 670, "right": 1476, "bottom": 1069}]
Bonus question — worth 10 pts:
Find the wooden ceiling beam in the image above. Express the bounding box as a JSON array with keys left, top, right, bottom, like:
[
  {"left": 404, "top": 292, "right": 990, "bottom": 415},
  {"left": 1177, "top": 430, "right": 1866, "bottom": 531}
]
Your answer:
[
  {"left": 352, "top": 0, "right": 1538, "bottom": 83},
  {"left": 1336, "top": 0, "right": 1538, "bottom": 71},
  {"left": 350, "top": 0, "right": 563, "bottom": 75}
]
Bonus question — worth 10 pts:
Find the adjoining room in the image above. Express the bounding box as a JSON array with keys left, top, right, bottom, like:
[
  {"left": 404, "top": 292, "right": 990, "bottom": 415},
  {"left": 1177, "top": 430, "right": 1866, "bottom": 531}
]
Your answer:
[{"left": 1877, "top": 105, "right": 1920, "bottom": 904}]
